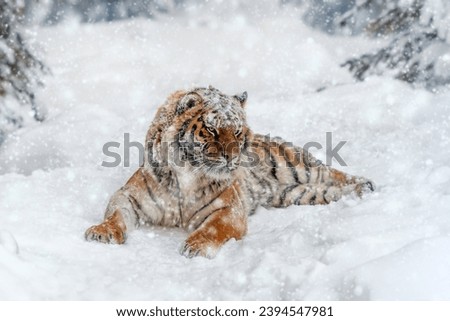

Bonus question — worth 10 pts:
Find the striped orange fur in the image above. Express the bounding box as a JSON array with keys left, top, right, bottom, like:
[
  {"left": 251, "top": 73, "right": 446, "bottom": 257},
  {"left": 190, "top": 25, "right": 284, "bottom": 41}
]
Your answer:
[{"left": 85, "top": 86, "right": 374, "bottom": 258}]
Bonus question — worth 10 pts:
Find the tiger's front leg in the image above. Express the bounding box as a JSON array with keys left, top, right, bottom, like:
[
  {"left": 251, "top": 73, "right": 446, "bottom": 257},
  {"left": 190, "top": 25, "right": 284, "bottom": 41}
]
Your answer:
[
  {"left": 180, "top": 206, "right": 247, "bottom": 258},
  {"left": 180, "top": 182, "right": 247, "bottom": 258},
  {"left": 85, "top": 187, "right": 140, "bottom": 244},
  {"left": 85, "top": 168, "right": 164, "bottom": 244},
  {"left": 85, "top": 210, "right": 128, "bottom": 244}
]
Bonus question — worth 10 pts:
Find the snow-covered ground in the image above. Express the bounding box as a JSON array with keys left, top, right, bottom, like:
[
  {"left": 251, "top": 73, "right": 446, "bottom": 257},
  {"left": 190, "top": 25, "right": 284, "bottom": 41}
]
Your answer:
[{"left": 1, "top": 8, "right": 450, "bottom": 300}]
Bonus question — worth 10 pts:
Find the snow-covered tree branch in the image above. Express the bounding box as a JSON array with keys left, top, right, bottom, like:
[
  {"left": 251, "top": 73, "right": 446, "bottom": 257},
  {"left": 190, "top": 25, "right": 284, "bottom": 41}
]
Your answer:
[
  {"left": 296, "top": 0, "right": 450, "bottom": 90},
  {"left": 339, "top": 0, "right": 450, "bottom": 90},
  {"left": 0, "top": 0, "right": 48, "bottom": 144}
]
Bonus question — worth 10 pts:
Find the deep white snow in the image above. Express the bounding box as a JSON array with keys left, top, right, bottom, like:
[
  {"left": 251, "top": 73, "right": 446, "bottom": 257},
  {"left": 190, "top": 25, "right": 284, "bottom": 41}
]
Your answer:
[{"left": 1, "top": 8, "right": 450, "bottom": 300}]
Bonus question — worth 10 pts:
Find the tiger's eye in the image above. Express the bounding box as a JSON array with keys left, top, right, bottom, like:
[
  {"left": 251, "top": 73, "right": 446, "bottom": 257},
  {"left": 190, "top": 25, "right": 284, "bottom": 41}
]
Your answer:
[{"left": 206, "top": 126, "right": 217, "bottom": 136}]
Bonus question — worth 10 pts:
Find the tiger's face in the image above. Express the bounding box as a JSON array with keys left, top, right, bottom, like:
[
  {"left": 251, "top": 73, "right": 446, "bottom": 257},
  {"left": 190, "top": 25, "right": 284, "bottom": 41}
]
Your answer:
[{"left": 174, "top": 86, "right": 250, "bottom": 179}]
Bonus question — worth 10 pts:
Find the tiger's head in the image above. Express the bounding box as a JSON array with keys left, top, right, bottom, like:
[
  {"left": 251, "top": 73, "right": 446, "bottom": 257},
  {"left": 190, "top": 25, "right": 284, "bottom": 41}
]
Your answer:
[{"left": 168, "top": 86, "right": 251, "bottom": 179}]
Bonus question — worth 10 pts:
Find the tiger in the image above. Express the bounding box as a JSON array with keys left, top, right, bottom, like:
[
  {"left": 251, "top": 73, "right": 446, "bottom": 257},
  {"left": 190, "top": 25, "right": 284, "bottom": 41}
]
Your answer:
[{"left": 85, "top": 86, "right": 374, "bottom": 258}]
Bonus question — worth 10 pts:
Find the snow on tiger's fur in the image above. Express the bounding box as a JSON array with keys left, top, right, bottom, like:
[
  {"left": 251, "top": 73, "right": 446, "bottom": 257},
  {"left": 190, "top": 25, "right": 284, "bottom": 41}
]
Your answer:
[{"left": 85, "top": 86, "right": 374, "bottom": 258}]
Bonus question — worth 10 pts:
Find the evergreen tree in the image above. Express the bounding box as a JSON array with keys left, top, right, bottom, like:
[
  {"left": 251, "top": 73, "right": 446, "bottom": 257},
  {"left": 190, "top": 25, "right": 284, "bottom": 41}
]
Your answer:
[
  {"left": 41, "top": 0, "right": 178, "bottom": 25},
  {"left": 0, "top": 0, "right": 47, "bottom": 144},
  {"left": 293, "top": 0, "right": 450, "bottom": 90},
  {"left": 338, "top": 0, "right": 450, "bottom": 90}
]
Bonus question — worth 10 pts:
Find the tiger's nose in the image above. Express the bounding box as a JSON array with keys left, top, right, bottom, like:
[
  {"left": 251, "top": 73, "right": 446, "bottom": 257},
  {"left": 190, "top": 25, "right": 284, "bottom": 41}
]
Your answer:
[
  {"left": 225, "top": 155, "right": 239, "bottom": 169},
  {"left": 224, "top": 152, "right": 235, "bottom": 163}
]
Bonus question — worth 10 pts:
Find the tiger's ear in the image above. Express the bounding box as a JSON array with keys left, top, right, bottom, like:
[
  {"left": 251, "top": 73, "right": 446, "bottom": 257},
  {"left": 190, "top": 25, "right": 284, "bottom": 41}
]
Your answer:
[
  {"left": 235, "top": 91, "right": 248, "bottom": 108},
  {"left": 177, "top": 92, "right": 203, "bottom": 115}
]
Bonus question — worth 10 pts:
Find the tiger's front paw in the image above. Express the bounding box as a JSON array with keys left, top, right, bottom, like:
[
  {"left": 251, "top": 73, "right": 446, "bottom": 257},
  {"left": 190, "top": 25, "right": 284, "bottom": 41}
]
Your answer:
[
  {"left": 180, "top": 233, "right": 219, "bottom": 259},
  {"left": 85, "top": 223, "right": 126, "bottom": 244}
]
